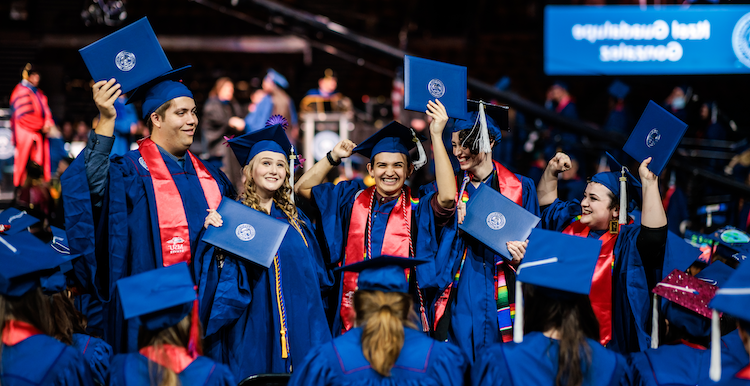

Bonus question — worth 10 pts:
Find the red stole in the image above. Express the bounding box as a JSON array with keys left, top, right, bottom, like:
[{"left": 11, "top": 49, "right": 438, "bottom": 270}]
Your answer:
[
  {"left": 138, "top": 138, "right": 222, "bottom": 267},
  {"left": 140, "top": 344, "right": 195, "bottom": 374},
  {"left": 2, "top": 320, "right": 42, "bottom": 346},
  {"left": 662, "top": 185, "right": 676, "bottom": 211},
  {"left": 737, "top": 365, "right": 750, "bottom": 380},
  {"left": 489, "top": 161, "right": 522, "bottom": 206},
  {"left": 563, "top": 220, "right": 619, "bottom": 346},
  {"left": 340, "top": 186, "right": 412, "bottom": 332}
]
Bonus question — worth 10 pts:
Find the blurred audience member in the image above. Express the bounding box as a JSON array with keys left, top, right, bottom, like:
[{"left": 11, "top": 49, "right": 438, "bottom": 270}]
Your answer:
[
  {"left": 245, "top": 69, "right": 298, "bottom": 144},
  {"left": 10, "top": 63, "right": 55, "bottom": 187},
  {"left": 111, "top": 94, "right": 139, "bottom": 156},
  {"left": 663, "top": 85, "right": 689, "bottom": 122},
  {"left": 200, "top": 77, "right": 246, "bottom": 188},
  {"left": 300, "top": 69, "right": 353, "bottom": 114}
]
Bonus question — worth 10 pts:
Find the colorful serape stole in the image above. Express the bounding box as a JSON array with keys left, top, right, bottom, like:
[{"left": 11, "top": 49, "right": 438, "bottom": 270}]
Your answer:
[{"left": 495, "top": 256, "right": 515, "bottom": 343}]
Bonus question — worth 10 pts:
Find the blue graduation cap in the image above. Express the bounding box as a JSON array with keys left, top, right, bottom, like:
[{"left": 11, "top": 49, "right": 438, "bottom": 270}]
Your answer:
[
  {"left": 335, "top": 256, "right": 428, "bottom": 294},
  {"left": 594, "top": 151, "right": 644, "bottom": 224},
  {"left": 709, "top": 260, "right": 750, "bottom": 381},
  {"left": 404, "top": 55, "right": 467, "bottom": 119},
  {"left": 200, "top": 197, "right": 290, "bottom": 269},
  {"left": 266, "top": 69, "right": 289, "bottom": 89},
  {"left": 458, "top": 183, "right": 540, "bottom": 260},
  {"left": 116, "top": 262, "right": 196, "bottom": 330},
  {"left": 608, "top": 80, "right": 630, "bottom": 100},
  {"left": 352, "top": 121, "right": 427, "bottom": 169},
  {"left": 623, "top": 100, "right": 688, "bottom": 177},
  {"left": 228, "top": 123, "right": 292, "bottom": 166},
  {"left": 662, "top": 232, "right": 704, "bottom": 278},
  {"left": 126, "top": 66, "right": 193, "bottom": 119},
  {"left": 517, "top": 229, "right": 602, "bottom": 295},
  {"left": 0, "top": 208, "right": 40, "bottom": 235},
  {"left": 0, "top": 231, "right": 75, "bottom": 297},
  {"left": 654, "top": 268, "right": 721, "bottom": 338},
  {"left": 79, "top": 17, "right": 172, "bottom": 94},
  {"left": 513, "top": 229, "right": 602, "bottom": 343}
]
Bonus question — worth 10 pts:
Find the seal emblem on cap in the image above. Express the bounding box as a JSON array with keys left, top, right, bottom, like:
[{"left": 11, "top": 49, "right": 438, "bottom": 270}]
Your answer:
[
  {"left": 733, "top": 12, "right": 750, "bottom": 69},
  {"left": 646, "top": 128, "right": 661, "bottom": 148},
  {"left": 428, "top": 79, "right": 445, "bottom": 98},
  {"left": 115, "top": 50, "right": 136, "bottom": 72},
  {"left": 486, "top": 212, "right": 506, "bottom": 231},
  {"left": 235, "top": 224, "right": 256, "bottom": 242}
]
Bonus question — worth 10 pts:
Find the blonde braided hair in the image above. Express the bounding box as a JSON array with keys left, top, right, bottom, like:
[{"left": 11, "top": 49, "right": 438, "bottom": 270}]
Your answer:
[{"left": 238, "top": 156, "right": 301, "bottom": 230}]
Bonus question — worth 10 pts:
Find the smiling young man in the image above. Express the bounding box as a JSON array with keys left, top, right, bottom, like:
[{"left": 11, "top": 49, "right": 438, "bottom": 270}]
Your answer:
[
  {"left": 61, "top": 69, "right": 235, "bottom": 354},
  {"left": 295, "top": 100, "right": 456, "bottom": 335}
]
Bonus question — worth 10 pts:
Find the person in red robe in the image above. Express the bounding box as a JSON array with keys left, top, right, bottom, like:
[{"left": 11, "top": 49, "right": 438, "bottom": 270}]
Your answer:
[{"left": 9, "top": 63, "right": 55, "bottom": 187}]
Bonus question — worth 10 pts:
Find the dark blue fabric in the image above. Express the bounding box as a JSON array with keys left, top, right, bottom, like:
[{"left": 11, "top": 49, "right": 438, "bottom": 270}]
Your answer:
[
  {"left": 112, "top": 98, "right": 138, "bottom": 156},
  {"left": 472, "top": 331, "right": 631, "bottom": 386},
  {"left": 61, "top": 145, "right": 235, "bottom": 354},
  {"left": 288, "top": 327, "right": 467, "bottom": 386},
  {"left": 72, "top": 333, "right": 112, "bottom": 385},
  {"left": 107, "top": 353, "right": 235, "bottom": 386},
  {"left": 198, "top": 204, "right": 332, "bottom": 380},
  {"left": 418, "top": 172, "right": 539, "bottom": 362},
  {"left": 1, "top": 334, "right": 94, "bottom": 386}
]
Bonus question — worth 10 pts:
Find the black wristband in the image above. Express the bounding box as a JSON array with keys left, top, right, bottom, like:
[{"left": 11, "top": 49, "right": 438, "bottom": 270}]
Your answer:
[{"left": 326, "top": 151, "right": 342, "bottom": 166}]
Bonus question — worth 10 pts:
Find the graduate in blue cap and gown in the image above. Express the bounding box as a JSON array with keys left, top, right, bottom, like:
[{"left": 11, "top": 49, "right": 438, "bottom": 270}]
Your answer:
[
  {"left": 61, "top": 68, "right": 235, "bottom": 354},
  {"left": 295, "top": 100, "right": 457, "bottom": 335},
  {"left": 472, "top": 229, "right": 631, "bottom": 386},
  {"left": 421, "top": 102, "right": 539, "bottom": 361},
  {"left": 0, "top": 228, "right": 94, "bottom": 386},
  {"left": 244, "top": 69, "right": 298, "bottom": 134},
  {"left": 197, "top": 116, "right": 332, "bottom": 379},
  {"left": 537, "top": 152, "right": 668, "bottom": 354},
  {"left": 629, "top": 259, "right": 738, "bottom": 386},
  {"left": 709, "top": 259, "right": 750, "bottom": 385},
  {"left": 289, "top": 256, "right": 468, "bottom": 386},
  {"left": 107, "top": 263, "right": 235, "bottom": 386}
]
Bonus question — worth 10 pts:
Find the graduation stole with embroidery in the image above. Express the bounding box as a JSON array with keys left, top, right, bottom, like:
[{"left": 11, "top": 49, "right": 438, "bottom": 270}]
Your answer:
[
  {"left": 434, "top": 161, "right": 522, "bottom": 340},
  {"left": 139, "top": 138, "right": 222, "bottom": 267},
  {"left": 340, "top": 186, "right": 412, "bottom": 333},
  {"left": 2, "top": 320, "right": 42, "bottom": 346},
  {"left": 139, "top": 344, "right": 195, "bottom": 374},
  {"left": 562, "top": 220, "right": 623, "bottom": 347}
]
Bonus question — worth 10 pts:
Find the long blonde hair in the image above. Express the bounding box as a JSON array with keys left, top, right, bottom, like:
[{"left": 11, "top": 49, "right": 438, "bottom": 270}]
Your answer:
[
  {"left": 238, "top": 155, "right": 300, "bottom": 226},
  {"left": 354, "top": 290, "right": 417, "bottom": 377},
  {"left": 137, "top": 316, "right": 198, "bottom": 386}
]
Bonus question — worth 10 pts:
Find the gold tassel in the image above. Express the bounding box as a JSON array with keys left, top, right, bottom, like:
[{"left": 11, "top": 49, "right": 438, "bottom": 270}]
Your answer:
[{"left": 609, "top": 219, "right": 619, "bottom": 234}]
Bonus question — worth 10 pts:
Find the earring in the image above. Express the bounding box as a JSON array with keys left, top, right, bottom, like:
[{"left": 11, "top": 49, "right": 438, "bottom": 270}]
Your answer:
[{"left": 609, "top": 219, "right": 619, "bottom": 234}]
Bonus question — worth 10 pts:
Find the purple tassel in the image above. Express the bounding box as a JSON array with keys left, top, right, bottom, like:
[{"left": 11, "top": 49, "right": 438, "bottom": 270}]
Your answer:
[{"left": 266, "top": 115, "right": 289, "bottom": 130}]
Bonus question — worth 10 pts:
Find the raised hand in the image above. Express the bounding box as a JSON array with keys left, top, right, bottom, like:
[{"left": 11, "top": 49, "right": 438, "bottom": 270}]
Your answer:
[
  {"left": 546, "top": 152, "right": 572, "bottom": 177},
  {"left": 330, "top": 139, "right": 356, "bottom": 163},
  {"left": 638, "top": 157, "right": 657, "bottom": 187},
  {"left": 92, "top": 79, "right": 121, "bottom": 121},
  {"left": 426, "top": 99, "right": 449, "bottom": 136}
]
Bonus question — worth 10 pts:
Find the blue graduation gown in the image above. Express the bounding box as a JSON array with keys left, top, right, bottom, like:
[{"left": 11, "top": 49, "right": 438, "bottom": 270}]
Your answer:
[
  {"left": 72, "top": 333, "right": 112, "bottom": 386},
  {"left": 61, "top": 148, "right": 235, "bottom": 354},
  {"left": 418, "top": 173, "right": 539, "bottom": 361},
  {"left": 541, "top": 198, "right": 656, "bottom": 353},
  {"left": 288, "top": 327, "right": 468, "bottom": 386},
  {"left": 1, "top": 335, "right": 94, "bottom": 386},
  {"left": 472, "top": 332, "right": 631, "bottom": 386},
  {"left": 107, "top": 353, "right": 235, "bottom": 386},
  {"left": 311, "top": 180, "right": 438, "bottom": 335},
  {"left": 629, "top": 337, "right": 748, "bottom": 386},
  {"left": 197, "top": 204, "right": 332, "bottom": 379}
]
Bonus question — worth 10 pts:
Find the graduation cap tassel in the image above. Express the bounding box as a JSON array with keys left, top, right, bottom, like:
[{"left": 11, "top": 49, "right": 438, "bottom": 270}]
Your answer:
[
  {"left": 650, "top": 293, "right": 659, "bottom": 349},
  {"left": 710, "top": 309, "right": 721, "bottom": 382},
  {"left": 513, "top": 280, "right": 524, "bottom": 343},
  {"left": 410, "top": 128, "right": 427, "bottom": 170},
  {"left": 476, "top": 102, "right": 492, "bottom": 154},
  {"left": 289, "top": 145, "right": 295, "bottom": 205},
  {"left": 619, "top": 167, "right": 628, "bottom": 225}
]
